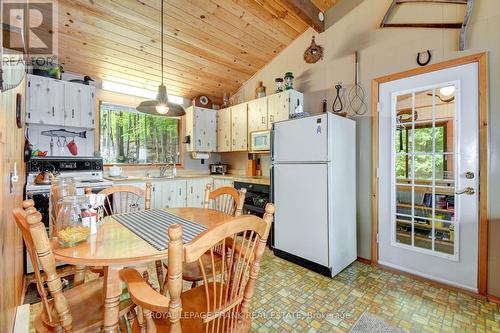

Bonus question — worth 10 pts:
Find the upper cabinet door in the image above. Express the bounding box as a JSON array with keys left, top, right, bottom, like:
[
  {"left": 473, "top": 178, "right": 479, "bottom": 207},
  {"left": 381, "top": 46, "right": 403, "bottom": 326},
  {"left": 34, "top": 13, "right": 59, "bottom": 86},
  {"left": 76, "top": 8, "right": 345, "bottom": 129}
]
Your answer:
[
  {"left": 186, "top": 106, "right": 217, "bottom": 152},
  {"left": 231, "top": 103, "right": 248, "bottom": 151},
  {"left": 202, "top": 108, "right": 217, "bottom": 152},
  {"left": 267, "top": 91, "right": 289, "bottom": 126},
  {"left": 26, "top": 75, "right": 64, "bottom": 126},
  {"left": 79, "top": 86, "right": 96, "bottom": 129},
  {"left": 217, "top": 108, "right": 231, "bottom": 152},
  {"left": 247, "top": 98, "right": 268, "bottom": 133},
  {"left": 64, "top": 83, "right": 83, "bottom": 127}
]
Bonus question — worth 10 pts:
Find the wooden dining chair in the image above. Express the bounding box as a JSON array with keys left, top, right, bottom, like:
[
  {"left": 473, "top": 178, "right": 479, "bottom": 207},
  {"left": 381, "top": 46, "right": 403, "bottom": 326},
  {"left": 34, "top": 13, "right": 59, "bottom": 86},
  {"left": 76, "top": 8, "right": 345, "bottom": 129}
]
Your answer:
[
  {"left": 181, "top": 184, "right": 247, "bottom": 288},
  {"left": 98, "top": 183, "right": 152, "bottom": 216},
  {"left": 204, "top": 184, "right": 246, "bottom": 216},
  {"left": 13, "top": 200, "right": 134, "bottom": 332},
  {"left": 120, "top": 203, "right": 275, "bottom": 333}
]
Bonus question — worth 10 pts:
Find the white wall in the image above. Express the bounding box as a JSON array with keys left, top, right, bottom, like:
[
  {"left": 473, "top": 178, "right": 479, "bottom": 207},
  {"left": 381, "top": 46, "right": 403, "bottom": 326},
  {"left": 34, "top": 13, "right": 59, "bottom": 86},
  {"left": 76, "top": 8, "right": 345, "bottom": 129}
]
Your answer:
[{"left": 231, "top": 0, "right": 500, "bottom": 294}]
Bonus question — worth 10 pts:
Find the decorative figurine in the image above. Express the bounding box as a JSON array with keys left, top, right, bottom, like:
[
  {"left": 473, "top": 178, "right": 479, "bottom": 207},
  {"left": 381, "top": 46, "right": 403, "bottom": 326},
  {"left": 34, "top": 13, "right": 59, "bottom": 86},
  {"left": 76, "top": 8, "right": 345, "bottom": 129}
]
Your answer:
[
  {"left": 284, "top": 72, "right": 294, "bottom": 90},
  {"left": 255, "top": 81, "right": 266, "bottom": 98},
  {"left": 275, "top": 77, "right": 284, "bottom": 93}
]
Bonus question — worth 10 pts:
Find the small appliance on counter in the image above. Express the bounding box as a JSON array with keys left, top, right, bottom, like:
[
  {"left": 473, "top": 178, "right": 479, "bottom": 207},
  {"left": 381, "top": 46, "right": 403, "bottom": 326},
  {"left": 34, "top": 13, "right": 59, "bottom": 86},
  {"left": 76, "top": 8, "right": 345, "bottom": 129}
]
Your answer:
[
  {"left": 108, "top": 165, "right": 123, "bottom": 177},
  {"left": 209, "top": 163, "right": 229, "bottom": 175}
]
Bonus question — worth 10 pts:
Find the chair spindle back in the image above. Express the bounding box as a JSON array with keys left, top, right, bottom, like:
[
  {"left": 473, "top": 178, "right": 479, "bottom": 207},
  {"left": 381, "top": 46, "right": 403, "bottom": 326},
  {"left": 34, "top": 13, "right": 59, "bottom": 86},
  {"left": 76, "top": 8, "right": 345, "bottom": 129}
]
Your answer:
[
  {"left": 204, "top": 184, "right": 246, "bottom": 217},
  {"left": 98, "top": 183, "right": 152, "bottom": 216}
]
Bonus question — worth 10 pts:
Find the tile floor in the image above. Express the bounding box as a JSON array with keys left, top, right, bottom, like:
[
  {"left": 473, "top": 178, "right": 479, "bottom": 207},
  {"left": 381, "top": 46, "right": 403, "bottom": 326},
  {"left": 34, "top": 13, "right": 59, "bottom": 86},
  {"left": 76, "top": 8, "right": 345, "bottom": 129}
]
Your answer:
[{"left": 30, "top": 250, "right": 500, "bottom": 332}]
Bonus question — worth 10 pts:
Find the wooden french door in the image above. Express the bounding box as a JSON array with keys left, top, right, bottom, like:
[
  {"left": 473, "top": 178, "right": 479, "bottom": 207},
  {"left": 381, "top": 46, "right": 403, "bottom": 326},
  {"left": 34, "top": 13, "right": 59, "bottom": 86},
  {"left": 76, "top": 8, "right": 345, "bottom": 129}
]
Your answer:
[{"left": 377, "top": 62, "right": 480, "bottom": 292}]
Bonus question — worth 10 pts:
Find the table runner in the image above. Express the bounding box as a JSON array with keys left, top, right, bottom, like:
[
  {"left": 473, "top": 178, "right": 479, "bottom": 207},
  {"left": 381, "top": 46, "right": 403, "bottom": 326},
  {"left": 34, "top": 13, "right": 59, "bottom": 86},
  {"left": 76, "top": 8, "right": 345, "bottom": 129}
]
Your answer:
[{"left": 113, "top": 209, "right": 208, "bottom": 251}]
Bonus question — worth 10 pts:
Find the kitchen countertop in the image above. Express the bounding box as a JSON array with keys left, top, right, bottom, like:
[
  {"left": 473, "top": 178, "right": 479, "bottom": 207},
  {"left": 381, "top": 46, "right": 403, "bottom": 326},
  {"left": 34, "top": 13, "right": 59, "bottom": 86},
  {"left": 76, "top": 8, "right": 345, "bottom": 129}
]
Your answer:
[{"left": 105, "top": 174, "right": 270, "bottom": 186}]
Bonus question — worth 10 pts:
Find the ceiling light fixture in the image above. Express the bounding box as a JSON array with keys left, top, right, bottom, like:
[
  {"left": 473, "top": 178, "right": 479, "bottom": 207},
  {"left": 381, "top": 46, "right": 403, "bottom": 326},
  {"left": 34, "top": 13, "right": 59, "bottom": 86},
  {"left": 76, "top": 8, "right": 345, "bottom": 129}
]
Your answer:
[
  {"left": 439, "top": 86, "right": 456, "bottom": 97},
  {"left": 136, "top": 0, "right": 185, "bottom": 117}
]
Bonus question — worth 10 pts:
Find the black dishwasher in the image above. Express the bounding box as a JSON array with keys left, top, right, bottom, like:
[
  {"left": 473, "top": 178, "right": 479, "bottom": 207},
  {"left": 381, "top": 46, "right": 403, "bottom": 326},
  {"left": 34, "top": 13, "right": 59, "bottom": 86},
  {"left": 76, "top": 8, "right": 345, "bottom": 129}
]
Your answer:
[{"left": 234, "top": 182, "right": 273, "bottom": 248}]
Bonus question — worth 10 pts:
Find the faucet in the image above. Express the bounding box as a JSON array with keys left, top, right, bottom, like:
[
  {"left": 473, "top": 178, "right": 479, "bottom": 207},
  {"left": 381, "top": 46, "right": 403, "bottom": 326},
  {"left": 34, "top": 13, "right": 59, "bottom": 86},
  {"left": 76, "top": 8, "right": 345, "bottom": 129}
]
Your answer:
[{"left": 159, "top": 165, "right": 169, "bottom": 177}]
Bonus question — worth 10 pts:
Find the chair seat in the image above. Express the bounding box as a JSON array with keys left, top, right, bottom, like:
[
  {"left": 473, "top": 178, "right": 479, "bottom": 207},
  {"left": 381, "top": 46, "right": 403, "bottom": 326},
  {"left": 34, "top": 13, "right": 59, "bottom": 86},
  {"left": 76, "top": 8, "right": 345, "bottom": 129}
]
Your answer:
[
  {"left": 131, "top": 282, "right": 250, "bottom": 333},
  {"left": 34, "top": 277, "right": 134, "bottom": 333},
  {"left": 181, "top": 253, "right": 223, "bottom": 282}
]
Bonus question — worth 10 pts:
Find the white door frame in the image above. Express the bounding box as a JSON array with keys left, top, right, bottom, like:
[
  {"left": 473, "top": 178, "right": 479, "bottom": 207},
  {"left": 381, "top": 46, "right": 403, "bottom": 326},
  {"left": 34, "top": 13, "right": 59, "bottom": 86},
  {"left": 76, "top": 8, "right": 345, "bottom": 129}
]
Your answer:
[{"left": 371, "top": 53, "right": 489, "bottom": 296}]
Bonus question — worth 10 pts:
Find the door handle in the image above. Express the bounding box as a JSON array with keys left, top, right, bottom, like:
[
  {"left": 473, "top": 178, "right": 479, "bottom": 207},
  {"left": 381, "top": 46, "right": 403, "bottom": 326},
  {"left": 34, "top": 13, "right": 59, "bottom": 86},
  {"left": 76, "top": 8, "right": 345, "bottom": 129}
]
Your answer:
[{"left": 456, "top": 187, "right": 475, "bottom": 195}]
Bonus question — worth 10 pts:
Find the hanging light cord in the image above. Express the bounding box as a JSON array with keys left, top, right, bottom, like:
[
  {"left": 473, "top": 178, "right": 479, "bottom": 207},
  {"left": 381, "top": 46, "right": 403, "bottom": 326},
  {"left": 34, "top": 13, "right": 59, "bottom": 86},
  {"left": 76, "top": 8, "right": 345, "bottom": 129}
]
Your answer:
[{"left": 160, "top": 0, "right": 164, "bottom": 86}]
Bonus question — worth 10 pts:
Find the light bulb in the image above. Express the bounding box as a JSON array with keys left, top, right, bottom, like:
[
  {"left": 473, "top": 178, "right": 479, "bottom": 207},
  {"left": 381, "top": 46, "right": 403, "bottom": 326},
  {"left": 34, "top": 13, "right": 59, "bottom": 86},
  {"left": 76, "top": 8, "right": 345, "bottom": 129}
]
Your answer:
[
  {"left": 156, "top": 103, "right": 169, "bottom": 114},
  {"left": 439, "top": 86, "right": 456, "bottom": 97}
]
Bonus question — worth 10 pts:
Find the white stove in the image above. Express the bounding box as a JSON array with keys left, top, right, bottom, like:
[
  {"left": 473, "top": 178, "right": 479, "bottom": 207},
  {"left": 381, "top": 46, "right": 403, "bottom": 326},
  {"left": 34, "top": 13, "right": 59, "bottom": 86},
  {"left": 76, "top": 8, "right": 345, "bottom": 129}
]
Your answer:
[
  {"left": 26, "top": 157, "right": 113, "bottom": 194},
  {"left": 26, "top": 172, "right": 113, "bottom": 194}
]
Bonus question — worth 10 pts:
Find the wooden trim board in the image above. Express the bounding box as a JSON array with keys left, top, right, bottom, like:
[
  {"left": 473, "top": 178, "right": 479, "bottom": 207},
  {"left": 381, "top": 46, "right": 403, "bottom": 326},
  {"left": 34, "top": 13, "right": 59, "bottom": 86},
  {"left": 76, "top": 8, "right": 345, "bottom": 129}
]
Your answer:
[{"left": 371, "top": 53, "right": 489, "bottom": 296}]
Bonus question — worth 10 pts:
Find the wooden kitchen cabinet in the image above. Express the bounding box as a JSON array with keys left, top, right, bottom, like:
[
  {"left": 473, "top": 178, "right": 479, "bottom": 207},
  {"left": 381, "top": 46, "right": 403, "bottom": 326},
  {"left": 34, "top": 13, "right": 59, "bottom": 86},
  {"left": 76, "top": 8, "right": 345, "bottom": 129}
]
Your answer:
[
  {"left": 26, "top": 74, "right": 65, "bottom": 126},
  {"left": 152, "top": 180, "right": 187, "bottom": 209},
  {"left": 216, "top": 107, "right": 232, "bottom": 152},
  {"left": 65, "top": 82, "right": 96, "bottom": 129},
  {"left": 186, "top": 177, "right": 213, "bottom": 208},
  {"left": 185, "top": 106, "right": 217, "bottom": 152},
  {"left": 247, "top": 98, "right": 268, "bottom": 133},
  {"left": 267, "top": 90, "right": 303, "bottom": 128},
  {"left": 26, "top": 74, "right": 96, "bottom": 129},
  {"left": 231, "top": 103, "right": 248, "bottom": 151}
]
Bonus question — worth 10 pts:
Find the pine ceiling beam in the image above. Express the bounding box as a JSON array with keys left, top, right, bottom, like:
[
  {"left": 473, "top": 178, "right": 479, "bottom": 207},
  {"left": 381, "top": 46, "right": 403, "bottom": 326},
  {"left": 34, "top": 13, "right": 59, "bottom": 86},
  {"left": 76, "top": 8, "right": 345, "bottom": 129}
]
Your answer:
[{"left": 281, "top": 0, "right": 325, "bottom": 33}]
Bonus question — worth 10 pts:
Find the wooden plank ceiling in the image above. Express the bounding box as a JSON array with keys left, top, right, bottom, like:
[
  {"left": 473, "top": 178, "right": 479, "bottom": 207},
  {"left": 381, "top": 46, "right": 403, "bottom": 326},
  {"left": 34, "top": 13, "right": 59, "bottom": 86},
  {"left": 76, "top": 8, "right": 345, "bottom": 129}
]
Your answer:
[{"left": 53, "top": 0, "right": 337, "bottom": 103}]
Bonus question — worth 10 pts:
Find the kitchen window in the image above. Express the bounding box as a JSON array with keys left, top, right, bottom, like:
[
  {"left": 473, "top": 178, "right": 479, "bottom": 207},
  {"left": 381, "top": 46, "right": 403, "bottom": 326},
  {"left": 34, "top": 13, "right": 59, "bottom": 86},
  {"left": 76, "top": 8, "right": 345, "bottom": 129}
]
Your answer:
[{"left": 99, "top": 103, "right": 181, "bottom": 165}]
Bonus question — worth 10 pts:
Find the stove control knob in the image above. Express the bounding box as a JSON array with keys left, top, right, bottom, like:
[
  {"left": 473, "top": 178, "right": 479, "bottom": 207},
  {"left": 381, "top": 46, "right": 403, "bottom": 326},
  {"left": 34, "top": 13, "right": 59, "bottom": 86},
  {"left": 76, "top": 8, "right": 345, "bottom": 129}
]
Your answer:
[{"left": 84, "top": 161, "right": 91, "bottom": 167}]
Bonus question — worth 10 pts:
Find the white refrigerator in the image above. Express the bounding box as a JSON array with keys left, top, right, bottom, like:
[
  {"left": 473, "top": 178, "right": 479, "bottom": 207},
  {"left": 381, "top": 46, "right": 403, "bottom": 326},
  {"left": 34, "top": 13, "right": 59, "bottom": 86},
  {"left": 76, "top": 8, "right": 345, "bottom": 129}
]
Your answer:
[{"left": 271, "top": 113, "right": 357, "bottom": 277}]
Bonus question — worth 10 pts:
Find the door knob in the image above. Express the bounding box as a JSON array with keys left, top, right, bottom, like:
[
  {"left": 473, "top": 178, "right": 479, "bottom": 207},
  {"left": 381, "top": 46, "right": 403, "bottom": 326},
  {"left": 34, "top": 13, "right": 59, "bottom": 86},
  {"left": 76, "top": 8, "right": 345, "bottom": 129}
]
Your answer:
[{"left": 456, "top": 187, "right": 475, "bottom": 195}]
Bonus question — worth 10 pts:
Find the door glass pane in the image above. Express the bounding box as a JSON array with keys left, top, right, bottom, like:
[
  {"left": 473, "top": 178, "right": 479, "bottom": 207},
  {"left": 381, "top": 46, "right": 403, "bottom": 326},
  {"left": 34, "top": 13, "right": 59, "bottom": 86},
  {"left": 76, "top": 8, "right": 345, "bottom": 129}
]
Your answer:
[
  {"left": 396, "top": 185, "right": 412, "bottom": 216},
  {"left": 396, "top": 215, "right": 412, "bottom": 246},
  {"left": 434, "top": 188, "right": 455, "bottom": 222},
  {"left": 392, "top": 85, "right": 457, "bottom": 259},
  {"left": 414, "top": 218, "right": 432, "bottom": 250},
  {"left": 435, "top": 222, "right": 454, "bottom": 255},
  {"left": 396, "top": 93, "right": 414, "bottom": 124}
]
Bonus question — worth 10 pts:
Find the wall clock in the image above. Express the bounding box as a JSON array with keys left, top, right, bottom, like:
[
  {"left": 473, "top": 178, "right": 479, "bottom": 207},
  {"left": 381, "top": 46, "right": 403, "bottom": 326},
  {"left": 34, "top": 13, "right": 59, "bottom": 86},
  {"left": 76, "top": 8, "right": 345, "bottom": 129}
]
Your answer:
[{"left": 193, "top": 95, "right": 213, "bottom": 109}]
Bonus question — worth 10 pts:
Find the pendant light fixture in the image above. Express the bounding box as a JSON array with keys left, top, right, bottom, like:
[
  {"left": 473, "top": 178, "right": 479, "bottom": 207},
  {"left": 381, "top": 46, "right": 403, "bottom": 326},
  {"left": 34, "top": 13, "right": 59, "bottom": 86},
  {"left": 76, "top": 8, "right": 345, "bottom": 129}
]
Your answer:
[{"left": 136, "top": 0, "right": 185, "bottom": 117}]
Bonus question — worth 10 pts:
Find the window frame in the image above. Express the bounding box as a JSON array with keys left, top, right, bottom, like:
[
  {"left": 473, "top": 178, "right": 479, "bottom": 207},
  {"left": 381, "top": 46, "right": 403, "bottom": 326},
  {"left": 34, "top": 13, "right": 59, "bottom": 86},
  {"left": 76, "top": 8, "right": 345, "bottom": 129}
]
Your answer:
[{"left": 96, "top": 100, "right": 185, "bottom": 167}]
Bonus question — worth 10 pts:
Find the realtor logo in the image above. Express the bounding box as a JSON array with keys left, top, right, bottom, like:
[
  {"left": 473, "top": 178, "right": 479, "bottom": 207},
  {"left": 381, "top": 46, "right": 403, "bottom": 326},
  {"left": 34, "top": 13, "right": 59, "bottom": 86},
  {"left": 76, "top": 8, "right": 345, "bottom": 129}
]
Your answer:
[{"left": 2, "top": 0, "right": 58, "bottom": 57}]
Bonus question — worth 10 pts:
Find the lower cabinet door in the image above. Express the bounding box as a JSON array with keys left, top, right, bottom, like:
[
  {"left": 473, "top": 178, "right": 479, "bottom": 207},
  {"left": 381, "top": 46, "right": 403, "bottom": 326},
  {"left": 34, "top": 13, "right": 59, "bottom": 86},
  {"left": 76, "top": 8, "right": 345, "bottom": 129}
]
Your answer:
[
  {"left": 153, "top": 180, "right": 187, "bottom": 208},
  {"left": 186, "top": 178, "right": 213, "bottom": 208}
]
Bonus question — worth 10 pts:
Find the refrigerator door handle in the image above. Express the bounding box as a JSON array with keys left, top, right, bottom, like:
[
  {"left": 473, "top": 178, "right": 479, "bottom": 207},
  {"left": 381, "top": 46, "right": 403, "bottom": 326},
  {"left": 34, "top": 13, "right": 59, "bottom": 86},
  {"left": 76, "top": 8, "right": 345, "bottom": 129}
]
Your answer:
[{"left": 270, "top": 124, "right": 275, "bottom": 161}]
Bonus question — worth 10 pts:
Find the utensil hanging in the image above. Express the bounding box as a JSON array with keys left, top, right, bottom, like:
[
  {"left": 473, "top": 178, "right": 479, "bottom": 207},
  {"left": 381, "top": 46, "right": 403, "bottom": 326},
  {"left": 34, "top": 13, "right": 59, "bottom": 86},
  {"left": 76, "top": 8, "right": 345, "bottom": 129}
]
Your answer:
[
  {"left": 332, "top": 83, "right": 344, "bottom": 113},
  {"left": 348, "top": 51, "right": 367, "bottom": 115}
]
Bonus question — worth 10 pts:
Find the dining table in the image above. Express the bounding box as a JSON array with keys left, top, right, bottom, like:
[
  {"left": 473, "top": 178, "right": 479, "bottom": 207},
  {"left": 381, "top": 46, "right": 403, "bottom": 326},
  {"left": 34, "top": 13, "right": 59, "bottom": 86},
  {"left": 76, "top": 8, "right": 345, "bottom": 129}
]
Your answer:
[{"left": 51, "top": 207, "right": 235, "bottom": 333}]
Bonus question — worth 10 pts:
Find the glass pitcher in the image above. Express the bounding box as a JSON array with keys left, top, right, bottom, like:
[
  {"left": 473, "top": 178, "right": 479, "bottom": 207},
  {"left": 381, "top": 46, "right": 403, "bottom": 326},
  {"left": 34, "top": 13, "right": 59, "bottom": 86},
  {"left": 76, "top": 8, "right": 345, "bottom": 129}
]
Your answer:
[
  {"left": 49, "top": 177, "right": 76, "bottom": 237},
  {"left": 56, "top": 196, "right": 90, "bottom": 247}
]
